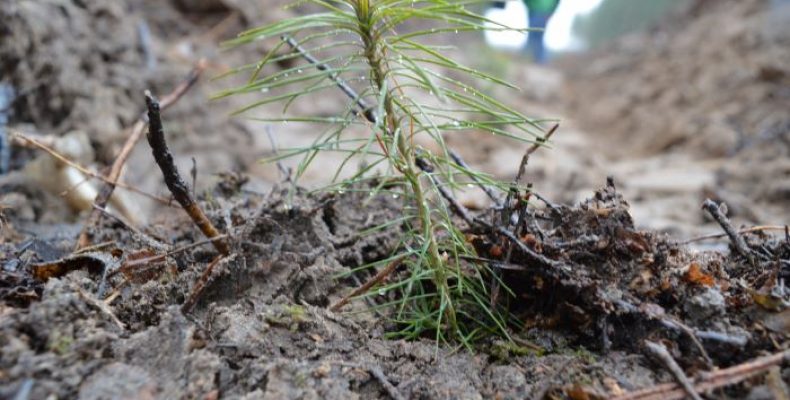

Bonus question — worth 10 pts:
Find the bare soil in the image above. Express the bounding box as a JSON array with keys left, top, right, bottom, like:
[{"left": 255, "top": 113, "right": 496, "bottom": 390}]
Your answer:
[{"left": 1, "top": 0, "right": 788, "bottom": 399}]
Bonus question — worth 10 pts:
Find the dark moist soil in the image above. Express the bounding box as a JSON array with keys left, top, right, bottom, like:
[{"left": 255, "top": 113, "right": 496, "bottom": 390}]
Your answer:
[
  {"left": 1, "top": 181, "right": 788, "bottom": 399},
  {"left": 1, "top": 0, "right": 789, "bottom": 399}
]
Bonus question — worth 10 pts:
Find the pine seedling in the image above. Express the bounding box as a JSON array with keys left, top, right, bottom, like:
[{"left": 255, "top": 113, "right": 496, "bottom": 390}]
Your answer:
[{"left": 217, "top": 0, "right": 545, "bottom": 344}]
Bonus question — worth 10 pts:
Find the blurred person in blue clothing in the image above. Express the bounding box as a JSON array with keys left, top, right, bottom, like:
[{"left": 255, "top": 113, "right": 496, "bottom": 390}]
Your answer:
[{"left": 523, "top": 0, "right": 560, "bottom": 63}]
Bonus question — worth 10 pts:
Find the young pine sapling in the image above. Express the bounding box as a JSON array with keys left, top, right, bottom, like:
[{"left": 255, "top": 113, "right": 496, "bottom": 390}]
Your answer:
[{"left": 218, "top": 0, "right": 550, "bottom": 344}]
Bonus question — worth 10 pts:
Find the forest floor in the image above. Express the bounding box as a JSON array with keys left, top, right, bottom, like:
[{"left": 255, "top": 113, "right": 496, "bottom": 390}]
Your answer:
[{"left": 0, "top": 0, "right": 788, "bottom": 399}]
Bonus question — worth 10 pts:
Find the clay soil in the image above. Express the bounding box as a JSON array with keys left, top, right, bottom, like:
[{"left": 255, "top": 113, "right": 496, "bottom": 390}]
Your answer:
[{"left": 1, "top": 0, "right": 788, "bottom": 399}]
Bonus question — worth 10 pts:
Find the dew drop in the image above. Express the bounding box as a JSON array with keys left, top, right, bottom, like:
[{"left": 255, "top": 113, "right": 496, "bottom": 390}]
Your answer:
[
  {"left": 260, "top": 87, "right": 269, "bottom": 93},
  {"left": 297, "top": 69, "right": 303, "bottom": 73},
  {"left": 377, "top": 288, "right": 387, "bottom": 296},
  {"left": 452, "top": 120, "right": 460, "bottom": 127},
  {"left": 392, "top": 194, "right": 399, "bottom": 199}
]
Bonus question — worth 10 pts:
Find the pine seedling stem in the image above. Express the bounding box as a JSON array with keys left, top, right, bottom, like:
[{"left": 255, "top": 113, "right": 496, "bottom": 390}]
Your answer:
[{"left": 356, "top": 0, "right": 457, "bottom": 331}]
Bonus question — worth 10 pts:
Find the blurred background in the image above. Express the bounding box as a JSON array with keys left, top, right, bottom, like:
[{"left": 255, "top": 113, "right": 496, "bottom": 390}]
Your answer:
[{"left": 1, "top": 0, "right": 788, "bottom": 241}]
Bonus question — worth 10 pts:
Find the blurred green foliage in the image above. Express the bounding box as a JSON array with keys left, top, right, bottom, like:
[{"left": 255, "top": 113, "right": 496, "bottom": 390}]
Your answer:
[{"left": 573, "top": 0, "right": 689, "bottom": 48}]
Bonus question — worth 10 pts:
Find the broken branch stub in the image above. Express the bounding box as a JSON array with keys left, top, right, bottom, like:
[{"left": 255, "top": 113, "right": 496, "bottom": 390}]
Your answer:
[
  {"left": 145, "top": 91, "right": 230, "bottom": 255},
  {"left": 76, "top": 61, "right": 205, "bottom": 250},
  {"left": 701, "top": 199, "right": 753, "bottom": 264}
]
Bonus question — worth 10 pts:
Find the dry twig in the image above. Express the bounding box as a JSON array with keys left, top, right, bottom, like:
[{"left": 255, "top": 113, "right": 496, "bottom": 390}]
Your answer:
[
  {"left": 701, "top": 199, "right": 753, "bottom": 262},
  {"left": 644, "top": 340, "right": 702, "bottom": 400},
  {"left": 181, "top": 254, "right": 234, "bottom": 313},
  {"left": 513, "top": 123, "right": 558, "bottom": 185},
  {"left": 679, "top": 225, "right": 787, "bottom": 245},
  {"left": 77, "top": 287, "right": 125, "bottom": 330},
  {"left": 658, "top": 318, "right": 714, "bottom": 367},
  {"left": 613, "top": 349, "right": 790, "bottom": 400},
  {"left": 107, "top": 234, "right": 229, "bottom": 279},
  {"left": 330, "top": 256, "right": 405, "bottom": 312},
  {"left": 448, "top": 150, "right": 501, "bottom": 206},
  {"left": 145, "top": 91, "right": 230, "bottom": 255},
  {"left": 91, "top": 204, "right": 166, "bottom": 251},
  {"left": 333, "top": 362, "right": 405, "bottom": 400},
  {"left": 76, "top": 61, "right": 206, "bottom": 250}
]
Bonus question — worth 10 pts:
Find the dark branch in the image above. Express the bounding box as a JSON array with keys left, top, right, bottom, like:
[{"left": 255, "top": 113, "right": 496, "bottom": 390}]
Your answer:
[{"left": 145, "top": 91, "right": 230, "bottom": 256}]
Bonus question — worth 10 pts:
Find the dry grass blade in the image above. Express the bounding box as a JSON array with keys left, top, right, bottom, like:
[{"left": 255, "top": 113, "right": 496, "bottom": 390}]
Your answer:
[{"left": 11, "top": 131, "right": 171, "bottom": 204}]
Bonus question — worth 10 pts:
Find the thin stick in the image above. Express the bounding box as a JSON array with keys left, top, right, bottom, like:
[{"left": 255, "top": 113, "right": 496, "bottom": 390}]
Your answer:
[
  {"left": 658, "top": 318, "right": 713, "bottom": 368},
  {"left": 181, "top": 254, "right": 232, "bottom": 313},
  {"left": 531, "top": 190, "right": 561, "bottom": 213},
  {"left": 613, "top": 349, "right": 790, "bottom": 400},
  {"left": 678, "top": 225, "right": 787, "bottom": 245},
  {"left": 334, "top": 362, "right": 405, "bottom": 400},
  {"left": 92, "top": 204, "right": 144, "bottom": 238},
  {"left": 368, "top": 366, "right": 406, "bottom": 400},
  {"left": 701, "top": 199, "right": 753, "bottom": 262},
  {"left": 500, "top": 124, "right": 558, "bottom": 225},
  {"left": 283, "top": 36, "right": 376, "bottom": 123},
  {"left": 145, "top": 91, "right": 230, "bottom": 256},
  {"left": 644, "top": 340, "right": 703, "bottom": 400},
  {"left": 73, "top": 240, "right": 116, "bottom": 254},
  {"left": 92, "top": 204, "right": 167, "bottom": 251},
  {"left": 11, "top": 132, "right": 171, "bottom": 204},
  {"left": 482, "top": 218, "right": 565, "bottom": 270},
  {"left": 330, "top": 256, "right": 405, "bottom": 312},
  {"left": 513, "top": 123, "right": 558, "bottom": 185},
  {"left": 76, "top": 61, "right": 206, "bottom": 250},
  {"left": 77, "top": 287, "right": 125, "bottom": 330},
  {"left": 448, "top": 150, "right": 501, "bottom": 206},
  {"left": 108, "top": 234, "right": 230, "bottom": 278}
]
